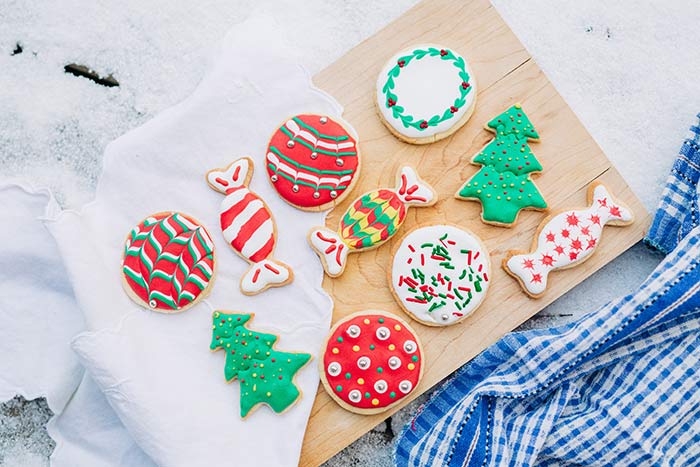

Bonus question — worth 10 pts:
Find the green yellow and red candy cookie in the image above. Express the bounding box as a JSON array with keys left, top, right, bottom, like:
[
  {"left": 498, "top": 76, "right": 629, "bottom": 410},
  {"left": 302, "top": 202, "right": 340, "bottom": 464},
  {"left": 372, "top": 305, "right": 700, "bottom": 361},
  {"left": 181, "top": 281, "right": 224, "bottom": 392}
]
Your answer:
[{"left": 308, "top": 165, "right": 437, "bottom": 277}]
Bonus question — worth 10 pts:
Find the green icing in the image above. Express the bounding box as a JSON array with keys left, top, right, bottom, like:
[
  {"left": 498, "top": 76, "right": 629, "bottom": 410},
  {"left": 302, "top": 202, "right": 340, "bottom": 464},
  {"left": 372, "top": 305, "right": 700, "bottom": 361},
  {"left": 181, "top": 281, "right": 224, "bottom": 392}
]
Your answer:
[
  {"left": 210, "top": 311, "right": 311, "bottom": 418},
  {"left": 487, "top": 104, "right": 539, "bottom": 140},
  {"left": 458, "top": 105, "right": 547, "bottom": 224},
  {"left": 472, "top": 134, "right": 542, "bottom": 175}
]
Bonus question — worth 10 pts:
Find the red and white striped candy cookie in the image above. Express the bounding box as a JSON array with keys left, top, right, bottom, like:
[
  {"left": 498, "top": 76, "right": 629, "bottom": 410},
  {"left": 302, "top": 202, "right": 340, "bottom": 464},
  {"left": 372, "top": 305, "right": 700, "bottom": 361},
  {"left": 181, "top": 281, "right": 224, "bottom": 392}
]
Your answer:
[
  {"left": 320, "top": 311, "right": 424, "bottom": 415},
  {"left": 206, "top": 157, "right": 293, "bottom": 295}
]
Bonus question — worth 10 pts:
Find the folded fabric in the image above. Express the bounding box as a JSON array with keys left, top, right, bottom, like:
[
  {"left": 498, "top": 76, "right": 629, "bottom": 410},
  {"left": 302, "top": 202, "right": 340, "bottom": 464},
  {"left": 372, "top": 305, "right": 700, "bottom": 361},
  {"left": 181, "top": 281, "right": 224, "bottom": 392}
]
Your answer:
[
  {"left": 395, "top": 116, "right": 700, "bottom": 466},
  {"left": 42, "top": 15, "right": 339, "bottom": 467},
  {"left": 646, "top": 113, "right": 700, "bottom": 254},
  {"left": 0, "top": 182, "right": 84, "bottom": 413}
]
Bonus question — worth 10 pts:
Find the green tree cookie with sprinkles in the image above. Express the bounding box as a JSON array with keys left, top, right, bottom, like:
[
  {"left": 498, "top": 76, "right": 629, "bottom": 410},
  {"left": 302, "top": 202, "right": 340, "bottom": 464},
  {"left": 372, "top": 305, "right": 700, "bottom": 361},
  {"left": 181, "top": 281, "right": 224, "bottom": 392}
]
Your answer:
[
  {"left": 210, "top": 311, "right": 311, "bottom": 418},
  {"left": 455, "top": 104, "right": 547, "bottom": 226}
]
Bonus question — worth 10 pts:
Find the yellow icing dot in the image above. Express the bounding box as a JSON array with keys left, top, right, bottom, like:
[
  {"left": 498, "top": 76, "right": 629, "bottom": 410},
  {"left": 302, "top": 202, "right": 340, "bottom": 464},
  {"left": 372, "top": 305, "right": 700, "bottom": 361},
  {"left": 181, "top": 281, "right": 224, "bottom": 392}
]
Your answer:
[
  {"left": 506, "top": 197, "right": 511, "bottom": 201},
  {"left": 267, "top": 392, "right": 271, "bottom": 397},
  {"left": 371, "top": 399, "right": 379, "bottom": 406},
  {"left": 518, "top": 195, "right": 522, "bottom": 200},
  {"left": 228, "top": 317, "right": 232, "bottom": 321},
  {"left": 408, "top": 363, "right": 415, "bottom": 370},
  {"left": 476, "top": 189, "right": 482, "bottom": 194},
  {"left": 496, "top": 196, "right": 501, "bottom": 200},
  {"left": 510, "top": 183, "right": 515, "bottom": 187},
  {"left": 211, "top": 325, "right": 215, "bottom": 330},
  {"left": 394, "top": 324, "right": 401, "bottom": 331},
  {"left": 389, "top": 344, "right": 396, "bottom": 351},
  {"left": 521, "top": 148, "right": 525, "bottom": 152},
  {"left": 515, "top": 103, "right": 521, "bottom": 109},
  {"left": 364, "top": 318, "right": 370, "bottom": 325},
  {"left": 226, "top": 343, "right": 231, "bottom": 348},
  {"left": 358, "top": 378, "right": 365, "bottom": 384},
  {"left": 332, "top": 348, "right": 339, "bottom": 354},
  {"left": 252, "top": 373, "right": 257, "bottom": 377},
  {"left": 253, "top": 384, "right": 256, "bottom": 391},
  {"left": 487, "top": 194, "right": 491, "bottom": 198},
  {"left": 507, "top": 157, "right": 512, "bottom": 161},
  {"left": 352, "top": 345, "right": 360, "bottom": 352},
  {"left": 260, "top": 364, "right": 264, "bottom": 368},
  {"left": 528, "top": 194, "right": 532, "bottom": 197}
]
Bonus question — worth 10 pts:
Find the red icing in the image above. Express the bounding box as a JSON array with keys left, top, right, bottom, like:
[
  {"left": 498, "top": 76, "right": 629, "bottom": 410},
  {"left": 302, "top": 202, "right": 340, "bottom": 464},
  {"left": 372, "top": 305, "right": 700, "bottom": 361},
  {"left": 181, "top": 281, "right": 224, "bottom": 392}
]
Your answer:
[
  {"left": 322, "top": 313, "right": 422, "bottom": 410},
  {"left": 266, "top": 114, "right": 359, "bottom": 209}
]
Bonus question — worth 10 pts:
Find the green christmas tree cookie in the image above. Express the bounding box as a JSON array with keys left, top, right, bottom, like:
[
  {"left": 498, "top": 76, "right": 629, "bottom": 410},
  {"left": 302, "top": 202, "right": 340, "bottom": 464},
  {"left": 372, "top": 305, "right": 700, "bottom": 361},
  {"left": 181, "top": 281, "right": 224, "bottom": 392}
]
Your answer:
[
  {"left": 456, "top": 104, "right": 547, "bottom": 226},
  {"left": 210, "top": 311, "right": 311, "bottom": 418}
]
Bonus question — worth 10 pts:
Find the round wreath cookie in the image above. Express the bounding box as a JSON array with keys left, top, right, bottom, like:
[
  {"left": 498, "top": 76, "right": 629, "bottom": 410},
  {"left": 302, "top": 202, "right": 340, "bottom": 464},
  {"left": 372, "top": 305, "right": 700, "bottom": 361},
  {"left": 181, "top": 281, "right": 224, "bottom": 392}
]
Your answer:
[
  {"left": 320, "top": 311, "right": 424, "bottom": 415},
  {"left": 390, "top": 224, "right": 490, "bottom": 326},
  {"left": 121, "top": 212, "right": 216, "bottom": 313},
  {"left": 266, "top": 114, "right": 361, "bottom": 211},
  {"left": 376, "top": 44, "right": 477, "bottom": 144}
]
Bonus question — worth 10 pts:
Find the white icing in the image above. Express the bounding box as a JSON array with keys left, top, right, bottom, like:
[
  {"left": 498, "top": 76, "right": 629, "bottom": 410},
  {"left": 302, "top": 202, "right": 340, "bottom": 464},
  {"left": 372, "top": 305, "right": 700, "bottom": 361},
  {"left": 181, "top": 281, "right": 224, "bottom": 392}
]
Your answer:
[
  {"left": 376, "top": 326, "right": 390, "bottom": 340},
  {"left": 357, "top": 356, "right": 371, "bottom": 370},
  {"left": 346, "top": 324, "right": 361, "bottom": 338},
  {"left": 327, "top": 362, "right": 341, "bottom": 377},
  {"left": 388, "top": 356, "right": 402, "bottom": 370},
  {"left": 398, "top": 380, "right": 413, "bottom": 394},
  {"left": 395, "top": 166, "right": 436, "bottom": 206},
  {"left": 374, "top": 380, "right": 388, "bottom": 393},
  {"left": 403, "top": 340, "right": 417, "bottom": 354},
  {"left": 506, "top": 184, "right": 633, "bottom": 296},
  {"left": 391, "top": 225, "right": 491, "bottom": 325},
  {"left": 308, "top": 227, "right": 348, "bottom": 276},
  {"left": 375, "top": 44, "right": 476, "bottom": 139},
  {"left": 240, "top": 259, "right": 291, "bottom": 294}
]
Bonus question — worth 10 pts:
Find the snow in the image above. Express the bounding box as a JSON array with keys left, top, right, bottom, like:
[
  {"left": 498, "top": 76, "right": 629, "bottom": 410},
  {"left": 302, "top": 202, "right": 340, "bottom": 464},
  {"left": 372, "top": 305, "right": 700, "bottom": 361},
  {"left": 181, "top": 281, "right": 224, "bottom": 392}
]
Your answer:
[{"left": 1, "top": 0, "right": 698, "bottom": 465}]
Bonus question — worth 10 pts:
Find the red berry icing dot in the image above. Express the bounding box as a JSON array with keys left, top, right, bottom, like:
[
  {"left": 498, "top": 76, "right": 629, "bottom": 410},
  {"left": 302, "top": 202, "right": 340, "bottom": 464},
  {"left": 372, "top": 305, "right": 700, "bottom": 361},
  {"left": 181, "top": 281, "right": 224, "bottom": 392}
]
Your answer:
[{"left": 321, "top": 312, "right": 422, "bottom": 412}]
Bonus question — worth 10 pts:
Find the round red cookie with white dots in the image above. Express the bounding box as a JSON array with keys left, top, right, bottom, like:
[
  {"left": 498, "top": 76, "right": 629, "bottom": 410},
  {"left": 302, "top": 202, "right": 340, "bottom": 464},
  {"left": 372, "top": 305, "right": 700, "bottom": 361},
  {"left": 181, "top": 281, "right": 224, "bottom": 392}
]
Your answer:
[{"left": 319, "top": 311, "right": 424, "bottom": 415}]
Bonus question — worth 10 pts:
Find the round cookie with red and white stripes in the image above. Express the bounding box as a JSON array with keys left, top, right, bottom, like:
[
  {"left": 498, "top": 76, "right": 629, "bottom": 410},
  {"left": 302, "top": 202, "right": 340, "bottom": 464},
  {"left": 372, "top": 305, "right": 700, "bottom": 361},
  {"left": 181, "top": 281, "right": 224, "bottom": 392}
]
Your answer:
[
  {"left": 266, "top": 114, "right": 361, "bottom": 211},
  {"left": 206, "top": 157, "right": 293, "bottom": 295},
  {"left": 121, "top": 211, "right": 216, "bottom": 312},
  {"left": 320, "top": 311, "right": 423, "bottom": 415},
  {"left": 390, "top": 224, "right": 491, "bottom": 326}
]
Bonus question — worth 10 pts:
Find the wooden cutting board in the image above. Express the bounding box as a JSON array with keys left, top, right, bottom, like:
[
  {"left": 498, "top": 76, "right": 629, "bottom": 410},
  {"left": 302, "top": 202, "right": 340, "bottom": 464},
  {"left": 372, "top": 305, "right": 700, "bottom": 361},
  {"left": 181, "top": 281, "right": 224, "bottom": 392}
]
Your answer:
[{"left": 302, "top": 0, "right": 650, "bottom": 465}]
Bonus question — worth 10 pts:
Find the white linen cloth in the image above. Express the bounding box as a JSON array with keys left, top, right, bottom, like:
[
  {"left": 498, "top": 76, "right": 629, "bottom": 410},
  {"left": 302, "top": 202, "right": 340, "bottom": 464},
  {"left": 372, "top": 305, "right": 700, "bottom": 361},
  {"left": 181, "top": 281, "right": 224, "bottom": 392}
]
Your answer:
[{"left": 2, "top": 15, "right": 341, "bottom": 466}]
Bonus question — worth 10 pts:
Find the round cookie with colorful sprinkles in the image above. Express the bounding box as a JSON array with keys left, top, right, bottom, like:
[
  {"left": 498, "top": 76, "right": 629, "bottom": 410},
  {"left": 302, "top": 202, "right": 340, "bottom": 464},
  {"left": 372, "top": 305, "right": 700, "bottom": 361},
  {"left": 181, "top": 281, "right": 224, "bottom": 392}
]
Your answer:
[
  {"left": 320, "top": 311, "right": 424, "bottom": 415},
  {"left": 390, "top": 224, "right": 490, "bottom": 326},
  {"left": 121, "top": 211, "right": 216, "bottom": 313},
  {"left": 266, "top": 114, "right": 361, "bottom": 211}
]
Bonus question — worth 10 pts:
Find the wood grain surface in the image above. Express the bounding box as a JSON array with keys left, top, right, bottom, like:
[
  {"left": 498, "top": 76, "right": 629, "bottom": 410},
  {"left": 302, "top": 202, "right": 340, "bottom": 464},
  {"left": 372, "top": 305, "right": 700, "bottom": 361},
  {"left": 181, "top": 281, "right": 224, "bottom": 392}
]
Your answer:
[{"left": 301, "top": 0, "right": 650, "bottom": 465}]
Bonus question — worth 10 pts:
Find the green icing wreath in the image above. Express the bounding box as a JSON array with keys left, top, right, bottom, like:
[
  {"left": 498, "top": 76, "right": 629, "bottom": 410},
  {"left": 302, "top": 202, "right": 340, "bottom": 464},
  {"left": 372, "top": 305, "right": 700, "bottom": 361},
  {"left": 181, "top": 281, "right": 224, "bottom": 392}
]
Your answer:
[{"left": 381, "top": 47, "right": 473, "bottom": 131}]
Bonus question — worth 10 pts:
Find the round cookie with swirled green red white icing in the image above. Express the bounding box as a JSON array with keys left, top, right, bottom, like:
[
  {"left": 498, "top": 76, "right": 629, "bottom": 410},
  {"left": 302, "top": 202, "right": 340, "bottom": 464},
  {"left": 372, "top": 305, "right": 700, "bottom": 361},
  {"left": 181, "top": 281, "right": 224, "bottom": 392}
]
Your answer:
[
  {"left": 319, "top": 311, "right": 423, "bottom": 414},
  {"left": 390, "top": 224, "right": 490, "bottom": 326},
  {"left": 376, "top": 44, "right": 477, "bottom": 144}
]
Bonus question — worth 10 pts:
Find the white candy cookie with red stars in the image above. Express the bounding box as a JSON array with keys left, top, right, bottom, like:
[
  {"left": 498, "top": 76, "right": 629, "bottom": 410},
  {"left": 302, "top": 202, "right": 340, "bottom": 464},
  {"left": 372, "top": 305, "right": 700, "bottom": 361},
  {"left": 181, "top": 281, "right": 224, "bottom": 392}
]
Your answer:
[
  {"left": 503, "top": 182, "right": 634, "bottom": 298},
  {"left": 320, "top": 311, "right": 423, "bottom": 415},
  {"left": 390, "top": 224, "right": 491, "bottom": 326},
  {"left": 376, "top": 44, "right": 477, "bottom": 144}
]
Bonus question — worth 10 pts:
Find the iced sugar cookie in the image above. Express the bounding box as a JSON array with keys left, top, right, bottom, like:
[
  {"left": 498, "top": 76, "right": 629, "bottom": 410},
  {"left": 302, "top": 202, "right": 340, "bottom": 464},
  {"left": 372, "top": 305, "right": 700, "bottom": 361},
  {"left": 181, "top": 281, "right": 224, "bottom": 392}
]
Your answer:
[
  {"left": 206, "top": 157, "right": 293, "bottom": 295},
  {"left": 390, "top": 224, "right": 490, "bottom": 326},
  {"left": 266, "top": 114, "right": 361, "bottom": 211},
  {"left": 320, "top": 311, "right": 423, "bottom": 414},
  {"left": 308, "top": 166, "right": 436, "bottom": 277},
  {"left": 376, "top": 44, "right": 476, "bottom": 144},
  {"left": 456, "top": 104, "right": 547, "bottom": 227},
  {"left": 210, "top": 311, "right": 311, "bottom": 418},
  {"left": 121, "top": 211, "right": 215, "bottom": 312},
  {"left": 503, "top": 182, "right": 634, "bottom": 298}
]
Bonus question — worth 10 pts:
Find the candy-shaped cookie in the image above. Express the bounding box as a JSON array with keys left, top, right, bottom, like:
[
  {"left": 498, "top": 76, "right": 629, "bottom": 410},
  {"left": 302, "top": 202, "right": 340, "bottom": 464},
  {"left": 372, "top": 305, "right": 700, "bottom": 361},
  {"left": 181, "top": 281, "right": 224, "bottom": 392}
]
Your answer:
[
  {"left": 320, "top": 311, "right": 423, "bottom": 414},
  {"left": 390, "top": 224, "right": 491, "bottom": 326},
  {"left": 266, "top": 114, "right": 361, "bottom": 211},
  {"left": 308, "top": 166, "right": 437, "bottom": 277},
  {"left": 210, "top": 311, "right": 312, "bottom": 418},
  {"left": 206, "top": 157, "right": 292, "bottom": 295},
  {"left": 121, "top": 211, "right": 215, "bottom": 313},
  {"left": 503, "top": 182, "right": 634, "bottom": 298},
  {"left": 376, "top": 44, "right": 477, "bottom": 144}
]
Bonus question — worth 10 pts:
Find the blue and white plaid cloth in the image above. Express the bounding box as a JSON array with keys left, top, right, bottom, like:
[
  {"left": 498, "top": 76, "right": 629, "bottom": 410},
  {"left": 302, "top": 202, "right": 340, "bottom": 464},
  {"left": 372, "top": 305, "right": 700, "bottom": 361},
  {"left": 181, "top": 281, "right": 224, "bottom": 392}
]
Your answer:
[{"left": 395, "top": 114, "right": 700, "bottom": 467}]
